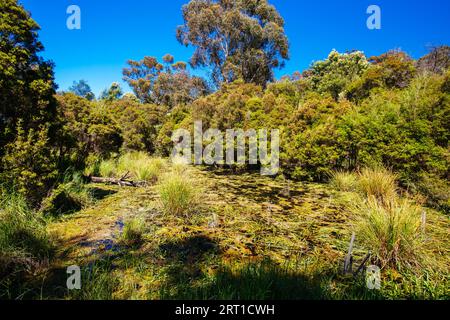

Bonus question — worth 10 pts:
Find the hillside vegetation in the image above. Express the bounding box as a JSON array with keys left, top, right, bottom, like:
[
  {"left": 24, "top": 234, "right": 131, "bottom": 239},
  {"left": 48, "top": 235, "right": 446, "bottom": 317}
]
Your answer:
[{"left": 0, "top": 0, "right": 449, "bottom": 300}]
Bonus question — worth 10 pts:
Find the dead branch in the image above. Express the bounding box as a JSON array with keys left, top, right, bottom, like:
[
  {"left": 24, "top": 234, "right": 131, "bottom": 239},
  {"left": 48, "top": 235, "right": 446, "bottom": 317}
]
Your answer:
[{"left": 89, "top": 176, "right": 146, "bottom": 187}]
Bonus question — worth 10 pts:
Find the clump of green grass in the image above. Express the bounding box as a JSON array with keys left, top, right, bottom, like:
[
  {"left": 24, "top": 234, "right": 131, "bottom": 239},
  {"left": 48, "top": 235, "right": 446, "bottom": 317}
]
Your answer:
[
  {"left": 330, "top": 171, "right": 358, "bottom": 192},
  {"left": 170, "top": 155, "right": 189, "bottom": 175},
  {"left": 98, "top": 159, "right": 117, "bottom": 178},
  {"left": 353, "top": 197, "right": 425, "bottom": 270},
  {"left": 69, "top": 260, "right": 119, "bottom": 300},
  {"left": 0, "top": 188, "right": 54, "bottom": 298},
  {"left": 96, "top": 152, "right": 165, "bottom": 183},
  {"left": 119, "top": 218, "right": 146, "bottom": 247},
  {"left": 158, "top": 173, "right": 199, "bottom": 218},
  {"left": 357, "top": 166, "right": 398, "bottom": 203}
]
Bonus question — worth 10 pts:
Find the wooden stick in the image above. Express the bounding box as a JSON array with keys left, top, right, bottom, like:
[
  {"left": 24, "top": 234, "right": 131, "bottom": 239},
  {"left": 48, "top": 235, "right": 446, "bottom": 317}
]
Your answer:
[
  {"left": 354, "top": 252, "right": 371, "bottom": 277},
  {"left": 89, "top": 176, "right": 146, "bottom": 187},
  {"left": 421, "top": 211, "right": 427, "bottom": 235},
  {"left": 344, "top": 233, "right": 356, "bottom": 274}
]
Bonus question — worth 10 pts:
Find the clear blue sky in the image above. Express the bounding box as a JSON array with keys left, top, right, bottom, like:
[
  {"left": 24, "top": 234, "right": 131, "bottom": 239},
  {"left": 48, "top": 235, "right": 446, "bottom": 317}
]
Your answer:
[{"left": 20, "top": 0, "right": 450, "bottom": 96}]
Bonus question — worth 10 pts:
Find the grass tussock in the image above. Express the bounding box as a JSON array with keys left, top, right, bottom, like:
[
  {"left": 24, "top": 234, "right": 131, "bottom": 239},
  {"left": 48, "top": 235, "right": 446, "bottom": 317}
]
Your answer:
[
  {"left": 331, "top": 166, "right": 398, "bottom": 203},
  {"left": 331, "top": 166, "right": 430, "bottom": 271},
  {"left": 69, "top": 260, "right": 119, "bottom": 300},
  {"left": 330, "top": 171, "right": 358, "bottom": 192},
  {"left": 98, "top": 159, "right": 117, "bottom": 178},
  {"left": 353, "top": 197, "right": 425, "bottom": 269},
  {"left": 95, "top": 152, "right": 166, "bottom": 183},
  {"left": 357, "top": 166, "right": 398, "bottom": 203},
  {"left": 158, "top": 172, "right": 199, "bottom": 218},
  {"left": 119, "top": 218, "right": 146, "bottom": 247}
]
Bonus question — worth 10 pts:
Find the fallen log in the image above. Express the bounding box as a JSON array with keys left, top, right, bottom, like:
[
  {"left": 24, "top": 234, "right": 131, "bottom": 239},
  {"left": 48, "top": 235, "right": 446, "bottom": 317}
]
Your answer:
[{"left": 89, "top": 176, "right": 147, "bottom": 187}]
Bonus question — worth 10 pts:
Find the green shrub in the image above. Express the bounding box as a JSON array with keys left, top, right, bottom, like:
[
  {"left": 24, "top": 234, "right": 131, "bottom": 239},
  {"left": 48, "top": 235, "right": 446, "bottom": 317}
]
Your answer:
[
  {"left": 416, "top": 174, "right": 450, "bottom": 214},
  {"left": 353, "top": 197, "right": 424, "bottom": 269},
  {"left": 158, "top": 173, "right": 199, "bottom": 217},
  {"left": 1, "top": 123, "right": 59, "bottom": 206}
]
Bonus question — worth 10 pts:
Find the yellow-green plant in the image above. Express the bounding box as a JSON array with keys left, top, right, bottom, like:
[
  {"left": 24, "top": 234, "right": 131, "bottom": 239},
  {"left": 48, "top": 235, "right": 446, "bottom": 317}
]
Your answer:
[
  {"left": 117, "top": 152, "right": 165, "bottom": 182},
  {"left": 98, "top": 159, "right": 117, "bottom": 178},
  {"left": 330, "top": 171, "right": 358, "bottom": 192},
  {"left": 120, "top": 218, "right": 146, "bottom": 247},
  {"left": 353, "top": 197, "right": 424, "bottom": 269},
  {"left": 158, "top": 173, "right": 198, "bottom": 217},
  {"left": 357, "top": 166, "right": 398, "bottom": 203}
]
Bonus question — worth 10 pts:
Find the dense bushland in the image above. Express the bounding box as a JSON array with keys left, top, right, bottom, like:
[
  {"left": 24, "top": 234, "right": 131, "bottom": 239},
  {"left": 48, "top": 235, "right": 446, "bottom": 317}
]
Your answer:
[{"left": 0, "top": 0, "right": 448, "bottom": 300}]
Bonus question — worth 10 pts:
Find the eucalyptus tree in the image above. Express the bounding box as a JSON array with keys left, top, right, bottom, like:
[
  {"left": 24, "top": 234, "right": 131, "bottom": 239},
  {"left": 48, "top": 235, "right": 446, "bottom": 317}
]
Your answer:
[{"left": 176, "top": 0, "right": 289, "bottom": 87}]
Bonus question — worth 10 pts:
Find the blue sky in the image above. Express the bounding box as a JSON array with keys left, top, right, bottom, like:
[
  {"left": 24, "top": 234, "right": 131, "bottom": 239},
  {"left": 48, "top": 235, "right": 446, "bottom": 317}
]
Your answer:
[{"left": 20, "top": 0, "right": 450, "bottom": 96}]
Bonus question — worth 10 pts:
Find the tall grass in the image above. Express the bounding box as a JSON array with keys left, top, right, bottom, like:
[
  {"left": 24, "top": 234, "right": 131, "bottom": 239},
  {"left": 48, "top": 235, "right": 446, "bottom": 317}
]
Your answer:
[
  {"left": 330, "top": 171, "right": 358, "bottom": 192},
  {"left": 69, "top": 260, "right": 119, "bottom": 300},
  {"left": 357, "top": 166, "right": 398, "bottom": 203},
  {"left": 158, "top": 173, "right": 199, "bottom": 218},
  {"left": 117, "top": 152, "right": 165, "bottom": 182},
  {"left": 0, "top": 188, "right": 54, "bottom": 298},
  {"left": 331, "top": 166, "right": 426, "bottom": 270},
  {"left": 98, "top": 159, "right": 117, "bottom": 178},
  {"left": 95, "top": 152, "right": 165, "bottom": 183},
  {"left": 353, "top": 197, "right": 424, "bottom": 269}
]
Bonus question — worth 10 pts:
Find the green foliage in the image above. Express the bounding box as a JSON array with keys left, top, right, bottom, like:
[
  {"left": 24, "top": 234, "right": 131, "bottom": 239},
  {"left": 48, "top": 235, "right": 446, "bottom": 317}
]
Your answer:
[
  {"left": 304, "top": 50, "right": 369, "bottom": 100},
  {"left": 56, "top": 93, "right": 123, "bottom": 163},
  {"left": 0, "top": 0, "right": 58, "bottom": 150},
  {"left": 100, "top": 82, "right": 123, "bottom": 102},
  {"left": 414, "top": 173, "right": 450, "bottom": 214},
  {"left": 0, "top": 0, "right": 60, "bottom": 205},
  {"left": 110, "top": 98, "right": 166, "bottom": 153},
  {"left": 369, "top": 50, "right": 416, "bottom": 89},
  {"left": 40, "top": 173, "right": 94, "bottom": 217},
  {"left": 123, "top": 55, "right": 209, "bottom": 106},
  {"left": 177, "top": 0, "right": 289, "bottom": 86},
  {"left": 1, "top": 123, "right": 58, "bottom": 205}
]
